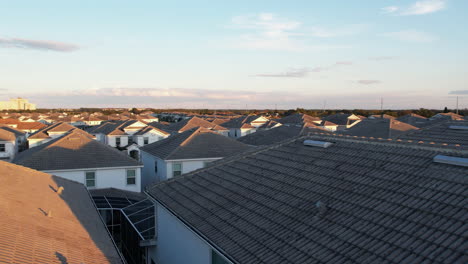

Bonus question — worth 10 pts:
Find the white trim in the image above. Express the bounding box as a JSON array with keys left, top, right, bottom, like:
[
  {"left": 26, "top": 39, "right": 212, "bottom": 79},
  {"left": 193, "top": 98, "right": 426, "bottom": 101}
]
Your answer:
[{"left": 43, "top": 165, "right": 143, "bottom": 173}]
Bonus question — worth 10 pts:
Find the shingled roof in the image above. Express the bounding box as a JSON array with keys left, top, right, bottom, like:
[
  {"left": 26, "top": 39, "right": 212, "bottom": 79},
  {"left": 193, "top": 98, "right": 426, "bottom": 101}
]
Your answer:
[
  {"left": 0, "top": 126, "right": 24, "bottom": 141},
  {"left": 397, "top": 113, "right": 430, "bottom": 128},
  {"left": 14, "top": 129, "right": 141, "bottom": 171},
  {"left": 147, "top": 134, "right": 468, "bottom": 264},
  {"left": 238, "top": 124, "right": 330, "bottom": 146},
  {"left": 0, "top": 161, "right": 123, "bottom": 263},
  {"left": 165, "top": 116, "right": 215, "bottom": 133},
  {"left": 340, "top": 119, "right": 419, "bottom": 138},
  {"left": 276, "top": 113, "right": 321, "bottom": 125},
  {"left": 397, "top": 120, "right": 468, "bottom": 148},
  {"left": 141, "top": 127, "right": 251, "bottom": 160},
  {"left": 28, "top": 122, "right": 75, "bottom": 139}
]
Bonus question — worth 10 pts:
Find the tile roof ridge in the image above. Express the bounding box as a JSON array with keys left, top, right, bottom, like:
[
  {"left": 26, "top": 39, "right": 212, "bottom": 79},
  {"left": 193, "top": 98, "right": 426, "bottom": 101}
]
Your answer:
[{"left": 307, "top": 131, "right": 468, "bottom": 154}]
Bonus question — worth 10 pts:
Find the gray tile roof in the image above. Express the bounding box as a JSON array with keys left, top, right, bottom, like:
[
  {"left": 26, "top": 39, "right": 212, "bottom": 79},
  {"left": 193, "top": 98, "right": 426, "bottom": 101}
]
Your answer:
[
  {"left": 28, "top": 122, "right": 75, "bottom": 139},
  {"left": 141, "top": 127, "right": 252, "bottom": 160},
  {"left": 396, "top": 113, "right": 429, "bottom": 128},
  {"left": 147, "top": 134, "right": 468, "bottom": 264},
  {"left": 0, "top": 161, "right": 124, "bottom": 264},
  {"left": 14, "top": 129, "right": 141, "bottom": 171},
  {"left": 221, "top": 115, "right": 265, "bottom": 129},
  {"left": 165, "top": 116, "right": 215, "bottom": 133},
  {"left": 339, "top": 119, "right": 419, "bottom": 138},
  {"left": 276, "top": 113, "right": 321, "bottom": 125},
  {"left": 397, "top": 120, "right": 468, "bottom": 148},
  {"left": 0, "top": 126, "right": 24, "bottom": 141},
  {"left": 238, "top": 125, "right": 330, "bottom": 146}
]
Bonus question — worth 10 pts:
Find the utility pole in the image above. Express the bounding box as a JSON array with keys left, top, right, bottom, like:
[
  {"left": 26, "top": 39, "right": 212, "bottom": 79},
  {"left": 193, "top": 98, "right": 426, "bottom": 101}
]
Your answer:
[
  {"left": 456, "top": 96, "right": 459, "bottom": 115},
  {"left": 322, "top": 100, "right": 327, "bottom": 113},
  {"left": 380, "top": 97, "right": 384, "bottom": 118}
]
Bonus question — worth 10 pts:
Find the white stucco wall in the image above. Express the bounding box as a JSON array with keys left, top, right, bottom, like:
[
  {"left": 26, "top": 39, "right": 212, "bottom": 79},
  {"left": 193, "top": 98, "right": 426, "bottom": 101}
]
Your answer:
[
  {"left": 141, "top": 151, "right": 167, "bottom": 189},
  {"left": 0, "top": 141, "right": 16, "bottom": 160},
  {"left": 43, "top": 167, "right": 142, "bottom": 192},
  {"left": 165, "top": 159, "right": 220, "bottom": 180},
  {"left": 107, "top": 135, "right": 129, "bottom": 147},
  {"left": 155, "top": 204, "right": 212, "bottom": 264}
]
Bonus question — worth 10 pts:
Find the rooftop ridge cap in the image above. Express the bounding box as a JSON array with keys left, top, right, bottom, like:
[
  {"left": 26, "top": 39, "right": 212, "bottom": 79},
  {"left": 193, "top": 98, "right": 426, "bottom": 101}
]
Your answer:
[{"left": 307, "top": 131, "right": 468, "bottom": 154}]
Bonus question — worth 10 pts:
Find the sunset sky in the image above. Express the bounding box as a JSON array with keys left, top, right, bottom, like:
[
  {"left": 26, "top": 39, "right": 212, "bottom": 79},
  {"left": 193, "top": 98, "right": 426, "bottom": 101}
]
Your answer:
[{"left": 1, "top": 0, "right": 467, "bottom": 109}]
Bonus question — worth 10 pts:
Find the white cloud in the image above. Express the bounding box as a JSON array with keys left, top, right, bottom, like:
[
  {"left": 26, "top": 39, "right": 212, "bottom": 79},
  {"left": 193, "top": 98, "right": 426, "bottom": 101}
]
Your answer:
[
  {"left": 0, "top": 38, "right": 79, "bottom": 52},
  {"left": 252, "top": 61, "right": 352, "bottom": 78},
  {"left": 382, "top": 6, "right": 399, "bottom": 14},
  {"left": 380, "top": 30, "right": 437, "bottom": 43},
  {"left": 227, "top": 13, "right": 362, "bottom": 51},
  {"left": 382, "top": 0, "right": 446, "bottom": 16}
]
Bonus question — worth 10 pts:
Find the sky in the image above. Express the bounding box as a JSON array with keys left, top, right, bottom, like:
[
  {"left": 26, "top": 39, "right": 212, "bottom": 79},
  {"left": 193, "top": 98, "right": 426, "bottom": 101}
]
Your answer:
[{"left": 1, "top": 0, "right": 467, "bottom": 109}]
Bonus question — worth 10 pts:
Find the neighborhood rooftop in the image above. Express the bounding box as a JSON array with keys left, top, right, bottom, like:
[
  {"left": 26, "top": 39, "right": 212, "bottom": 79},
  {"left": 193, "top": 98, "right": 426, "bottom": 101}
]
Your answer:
[
  {"left": 14, "top": 129, "right": 141, "bottom": 171},
  {"left": 147, "top": 133, "right": 468, "bottom": 264},
  {"left": 0, "top": 161, "right": 124, "bottom": 264},
  {"left": 141, "top": 127, "right": 252, "bottom": 160}
]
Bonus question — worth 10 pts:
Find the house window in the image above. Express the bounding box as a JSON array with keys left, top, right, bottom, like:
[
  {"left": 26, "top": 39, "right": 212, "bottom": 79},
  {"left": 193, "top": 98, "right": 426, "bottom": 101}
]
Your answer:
[
  {"left": 144, "top": 137, "right": 149, "bottom": 145},
  {"left": 211, "top": 250, "right": 229, "bottom": 264},
  {"left": 116, "top": 137, "right": 121, "bottom": 146},
  {"left": 128, "top": 136, "right": 133, "bottom": 145},
  {"left": 126, "top": 169, "right": 136, "bottom": 185},
  {"left": 154, "top": 161, "right": 158, "bottom": 173},
  {"left": 0, "top": 144, "right": 5, "bottom": 152},
  {"left": 85, "top": 171, "right": 96, "bottom": 187},
  {"left": 203, "top": 161, "right": 211, "bottom": 167},
  {"left": 172, "top": 163, "right": 182, "bottom": 177}
]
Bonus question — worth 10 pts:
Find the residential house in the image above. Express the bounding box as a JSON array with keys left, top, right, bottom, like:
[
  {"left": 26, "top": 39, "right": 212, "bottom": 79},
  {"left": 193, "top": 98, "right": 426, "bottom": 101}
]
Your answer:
[
  {"left": 397, "top": 113, "right": 430, "bottom": 128},
  {"left": 165, "top": 116, "right": 216, "bottom": 133},
  {"left": 322, "top": 113, "right": 362, "bottom": 130},
  {"left": 319, "top": 120, "right": 339, "bottom": 131},
  {"left": 14, "top": 129, "right": 143, "bottom": 192},
  {"left": 27, "top": 122, "right": 76, "bottom": 147},
  {"left": 0, "top": 161, "right": 124, "bottom": 263},
  {"left": 368, "top": 114, "right": 396, "bottom": 119},
  {"left": 146, "top": 134, "right": 467, "bottom": 264},
  {"left": 276, "top": 113, "right": 321, "bottom": 125},
  {"left": 0, "top": 126, "right": 26, "bottom": 161},
  {"left": 221, "top": 115, "right": 269, "bottom": 138},
  {"left": 430, "top": 112, "right": 464, "bottom": 121},
  {"left": 15, "top": 121, "right": 47, "bottom": 135},
  {"left": 140, "top": 127, "right": 251, "bottom": 188},
  {"left": 340, "top": 119, "right": 419, "bottom": 138}
]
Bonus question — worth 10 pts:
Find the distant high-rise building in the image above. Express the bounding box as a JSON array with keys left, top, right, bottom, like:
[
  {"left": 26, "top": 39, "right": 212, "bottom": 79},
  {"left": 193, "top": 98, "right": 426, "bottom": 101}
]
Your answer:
[{"left": 0, "top": 97, "right": 36, "bottom": 110}]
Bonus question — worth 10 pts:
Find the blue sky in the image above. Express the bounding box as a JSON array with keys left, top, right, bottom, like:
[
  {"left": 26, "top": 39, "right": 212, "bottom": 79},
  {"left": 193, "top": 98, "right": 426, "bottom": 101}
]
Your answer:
[{"left": 1, "top": 0, "right": 467, "bottom": 109}]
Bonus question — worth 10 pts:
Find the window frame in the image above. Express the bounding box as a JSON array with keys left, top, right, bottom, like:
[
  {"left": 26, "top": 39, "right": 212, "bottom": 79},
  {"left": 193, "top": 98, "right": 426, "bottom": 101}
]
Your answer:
[
  {"left": 115, "top": 137, "right": 121, "bottom": 146},
  {"left": 172, "top": 163, "right": 182, "bottom": 177},
  {"left": 126, "top": 169, "right": 136, "bottom": 185},
  {"left": 85, "top": 171, "right": 96, "bottom": 188},
  {"left": 0, "top": 143, "right": 5, "bottom": 152},
  {"left": 143, "top": 137, "right": 149, "bottom": 145}
]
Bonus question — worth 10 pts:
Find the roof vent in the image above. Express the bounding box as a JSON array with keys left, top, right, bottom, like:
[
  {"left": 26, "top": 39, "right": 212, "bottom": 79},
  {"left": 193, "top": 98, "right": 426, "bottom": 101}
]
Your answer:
[
  {"left": 433, "top": 155, "right": 468, "bottom": 167},
  {"left": 315, "top": 201, "right": 328, "bottom": 216},
  {"left": 57, "top": 186, "right": 64, "bottom": 195},
  {"left": 47, "top": 210, "right": 53, "bottom": 218},
  {"left": 304, "top": 140, "right": 333, "bottom": 148},
  {"left": 449, "top": 126, "right": 468, "bottom": 130}
]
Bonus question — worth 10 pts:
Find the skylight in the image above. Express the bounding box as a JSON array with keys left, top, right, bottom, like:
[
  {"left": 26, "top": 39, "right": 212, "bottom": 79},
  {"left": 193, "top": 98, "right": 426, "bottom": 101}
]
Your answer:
[
  {"left": 303, "top": 140, "right": 333, "bottom": 148},
  {"left": 449, "top": 126, "right": 468, "bottom": 130},
  {"left": 433, "top": 155, "right": 468, "bottom": 167}
]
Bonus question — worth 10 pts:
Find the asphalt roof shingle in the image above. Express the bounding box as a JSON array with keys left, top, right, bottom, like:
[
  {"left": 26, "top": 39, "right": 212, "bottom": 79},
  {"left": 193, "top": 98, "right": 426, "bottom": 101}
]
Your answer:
[{"left": 147, "top": 134, "right": 468, "bottom": 264}]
